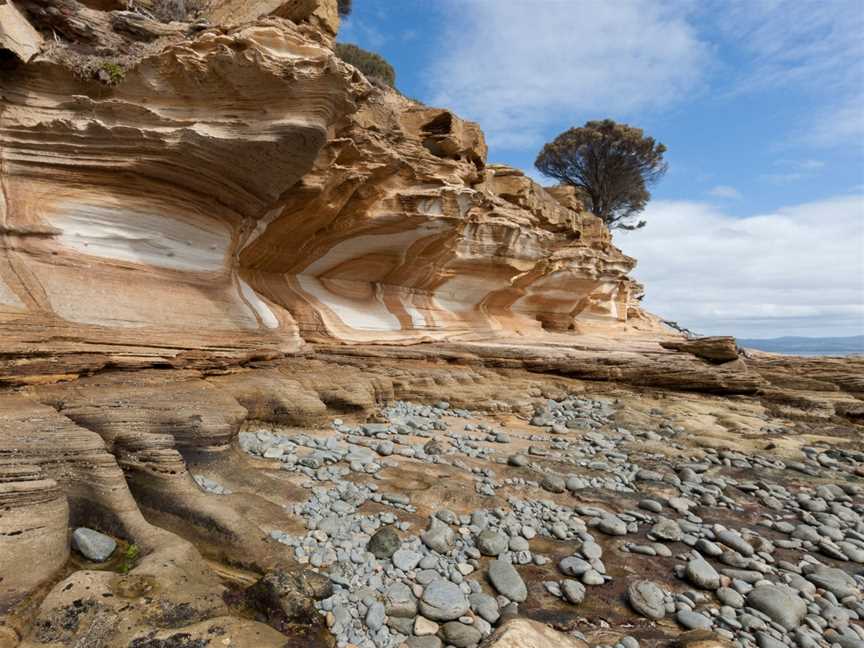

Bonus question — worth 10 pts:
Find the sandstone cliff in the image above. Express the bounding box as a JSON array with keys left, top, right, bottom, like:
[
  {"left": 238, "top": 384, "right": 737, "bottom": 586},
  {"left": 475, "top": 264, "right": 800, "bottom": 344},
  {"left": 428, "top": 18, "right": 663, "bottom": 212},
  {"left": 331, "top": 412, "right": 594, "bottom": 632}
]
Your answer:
[{"left": 1, "top": 0, "right": 658, "bottom": 386}]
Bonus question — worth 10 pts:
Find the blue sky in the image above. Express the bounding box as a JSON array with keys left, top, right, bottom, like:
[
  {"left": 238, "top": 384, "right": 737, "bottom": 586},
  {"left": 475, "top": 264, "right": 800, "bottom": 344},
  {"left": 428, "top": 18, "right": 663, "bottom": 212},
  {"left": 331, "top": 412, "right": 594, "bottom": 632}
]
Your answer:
[{"left": 340, "top": 1, "right": 864, "bottom": 339}]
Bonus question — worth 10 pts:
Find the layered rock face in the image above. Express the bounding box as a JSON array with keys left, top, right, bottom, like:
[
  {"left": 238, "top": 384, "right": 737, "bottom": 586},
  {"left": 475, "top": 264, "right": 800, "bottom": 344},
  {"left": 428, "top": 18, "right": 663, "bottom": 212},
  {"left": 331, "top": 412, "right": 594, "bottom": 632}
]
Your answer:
[
  {"left": 1, "top": 0, "right": 649, "bottom": 384},
  {"left": 0, "top": 0, "right": 357, "bottom": 380},
  {"left": 241, "top": 95, "right": 643, "bottom": 343}
]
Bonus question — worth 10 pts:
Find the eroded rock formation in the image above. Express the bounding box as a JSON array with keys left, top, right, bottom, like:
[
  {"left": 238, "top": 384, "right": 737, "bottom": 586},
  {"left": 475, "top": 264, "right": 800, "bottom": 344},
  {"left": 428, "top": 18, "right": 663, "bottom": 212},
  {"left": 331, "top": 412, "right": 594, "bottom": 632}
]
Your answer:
[
  {"left": 1, "top": 0, "right": 358, "bottom": 380},
  {"left": 241, "top": 95, "right": 644, "bottom": 344},
  {"left": 1, "top": 0, "right": 657, "bottom": 384}
]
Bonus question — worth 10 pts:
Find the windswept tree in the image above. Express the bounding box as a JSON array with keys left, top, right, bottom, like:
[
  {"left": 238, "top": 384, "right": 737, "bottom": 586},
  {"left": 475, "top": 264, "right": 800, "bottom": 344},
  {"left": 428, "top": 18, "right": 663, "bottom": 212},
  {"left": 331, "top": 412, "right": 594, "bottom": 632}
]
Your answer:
[{"left": 535, "top": 119, "right": 667, "bottom": 230}]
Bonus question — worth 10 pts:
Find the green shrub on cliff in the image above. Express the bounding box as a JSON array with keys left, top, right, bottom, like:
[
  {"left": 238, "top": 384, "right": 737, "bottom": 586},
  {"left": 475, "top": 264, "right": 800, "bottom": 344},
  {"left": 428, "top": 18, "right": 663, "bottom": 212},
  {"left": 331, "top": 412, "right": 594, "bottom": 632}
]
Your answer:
[{"left": 335, "top": 42, "right": 396, "bottom": 88}]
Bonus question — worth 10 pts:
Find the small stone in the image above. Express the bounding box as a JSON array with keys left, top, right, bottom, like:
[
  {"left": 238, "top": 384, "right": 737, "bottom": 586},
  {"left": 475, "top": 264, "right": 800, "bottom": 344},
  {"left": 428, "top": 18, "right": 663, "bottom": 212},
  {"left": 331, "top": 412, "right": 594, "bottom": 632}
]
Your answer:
[
  {"left": 440, "top": 621, "right": 482, "bottom": 648},
  {"left": 476, "top": 529, "right": 509, "bottom": 556},
  {"left": 651, "top": 517, "right": 683, "bottom": 542},
  {"left": 754, "top": 632, "right": 786, "bottom": 648},
  {"left": 419, "top": 579, "right": 470, "bottom": 621},
  {"left": 581, "top": 569, "right": 605, "bottom": 586},
  {"left": 422, "top": 517, "right": 455, "bottom": 554},
  {"left": 392, "top": 548, "right": 422, "bottom": 571},
  {"left": 368, "top": 526, "right": 401, "bottom": 559},
  {"left": 716, "top": 587, "right": 744, "bottom": 608},
  {"left": 541, "top": 474, "right": 566, "bottom": 493},
  {"left": 406, "top": 637, "right": 443, "bottom": 648},
  {"left": 488, "top": 559, "right": 527, "bottom": 602},
  {"left": 746, "top": 584, "right": 807, "bottom": 630},
  {"left": 566, "top": 476, "right": 588, "bottom": 491},
  {"left": 715, "top": 529, "right": 755, "bottom": 557},
  {"left": 561, "top": 579, "right": 586, "bottom": 604},
  {"left": 414, "top": 616, "right": 439, "bottom": 636},
  {"left": 627, "top": 580, "right": 666, "bottom": 620},
  {"left": 456, "top": 562, "right": 474, "bottom": 576},
  {"left": 72, "top": 528, "right": 117, "bottom": 562},
  {"left": 559, "top": 556, "right": 591, "bottom": 577},
  {"left": 385, "top": 582, "right": 417, "bottom": 618},
  {"left": 639, "top": 499, "right": 663, "bottom": 513},
  {"left": 469, "top": 592, "right": 499, "bottom": 624},
  {"left": 596, "top": 517, "right": 627, "bottom": 536},
  {"left": 387, "top": 615, "right": 414, "bottom": 635},
  {"left": 685, "top": 556, "right": 720, "bottom": 590},
  {"left": 806, "top": 566, "right": 859, "bottom": 598},
  {"left": 676, "top": 609, "right": 712, "bottom": 630},
  {"left": 580, "top": 540, "right": 602, "bottom": 559},
  {"left": 365, "top": 601, "right": 386, "bottom": 631}
]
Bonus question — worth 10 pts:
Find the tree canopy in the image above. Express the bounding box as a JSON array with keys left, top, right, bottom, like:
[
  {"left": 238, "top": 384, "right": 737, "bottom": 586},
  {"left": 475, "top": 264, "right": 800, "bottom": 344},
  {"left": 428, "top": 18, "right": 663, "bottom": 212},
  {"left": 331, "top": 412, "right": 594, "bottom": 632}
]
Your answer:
[
  {"left": 334, "top": 42, "right": 396, "bottom": 88},
  {"left": 534, "top": 119, "right": 667, "bottom": 230}
]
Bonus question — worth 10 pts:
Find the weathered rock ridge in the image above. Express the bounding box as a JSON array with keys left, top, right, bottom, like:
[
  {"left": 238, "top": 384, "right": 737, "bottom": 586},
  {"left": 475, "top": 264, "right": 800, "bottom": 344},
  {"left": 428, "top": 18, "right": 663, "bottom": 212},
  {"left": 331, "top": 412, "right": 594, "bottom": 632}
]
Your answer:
[
  {"left": 1, "top": 0, "right": 657, "bottom": 386},
  {"left": 1, "top": 3, "right": 862, "bottom": 648},
  {"left": 241, "top": 95, "right": 643, "bottom": 345}
]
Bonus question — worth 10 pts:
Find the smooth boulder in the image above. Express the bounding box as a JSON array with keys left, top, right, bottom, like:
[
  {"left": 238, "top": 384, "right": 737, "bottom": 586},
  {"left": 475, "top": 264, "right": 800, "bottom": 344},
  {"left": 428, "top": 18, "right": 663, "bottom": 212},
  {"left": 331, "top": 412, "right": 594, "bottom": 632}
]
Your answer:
[
  {"left": 419, "top": 579, "right": 469, "bottom": 621},
  {"left": 72, "top": 528, "right": 117, "bottom": 562},
  {"left": 627, "top": 579, "right": 666, "bottom": 619},
  {"left": 368, "top": 525, "right": 401, "bottom": 559},
  {"left": 488, "top": 559, "right": 527, "bottom": 602},
  {"left": 746, "top": 584, "right": 806, "bottom": 630}
]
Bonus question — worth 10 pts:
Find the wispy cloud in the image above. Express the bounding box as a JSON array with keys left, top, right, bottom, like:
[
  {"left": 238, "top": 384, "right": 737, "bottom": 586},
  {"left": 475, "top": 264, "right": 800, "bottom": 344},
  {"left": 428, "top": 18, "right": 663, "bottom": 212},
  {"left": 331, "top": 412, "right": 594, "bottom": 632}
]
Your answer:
[
  {"left": 708, "top": 1, "right": 864, "bottom": 152},
  {"left": 760, "top": 159, "right": 825, "bottom": 185},
  {"left": 805, "top": 97, "right": 864, "bottom": 147},
  {"left": 422, "top": 0, "right": 863, "bottom": 160},
  {"left": 707, "top": 185, "right": 742, "bottom": 199},
  {"left": 710, "top": 0, "right": 864, "bottom": 96},
  {"left": 338, "top": 17, "right": 386, "bottom": 48},
  {"left": 426, "top": 0, "right": 708, "bottom": 151},
  {"left": 617, "top": 193, "right": 864, "bottom": 337}
]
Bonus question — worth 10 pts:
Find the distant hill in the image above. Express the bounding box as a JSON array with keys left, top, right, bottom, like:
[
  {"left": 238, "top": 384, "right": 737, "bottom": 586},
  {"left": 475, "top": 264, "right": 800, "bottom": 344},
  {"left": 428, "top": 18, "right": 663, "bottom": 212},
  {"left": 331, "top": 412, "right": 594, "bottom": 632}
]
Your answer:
[{"left": 738, "top": 335, "right": 864, "bottom": 356}]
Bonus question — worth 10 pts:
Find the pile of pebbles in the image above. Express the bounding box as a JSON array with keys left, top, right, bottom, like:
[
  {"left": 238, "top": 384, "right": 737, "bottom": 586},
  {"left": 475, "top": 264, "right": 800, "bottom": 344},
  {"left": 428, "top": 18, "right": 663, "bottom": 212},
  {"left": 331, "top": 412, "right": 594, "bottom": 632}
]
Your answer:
[
  {"left": 268, "top": 481, "right": 645, "bottom": 648},
  {"left": 231, "top": 395, "right": 863, "bottom": 648}
]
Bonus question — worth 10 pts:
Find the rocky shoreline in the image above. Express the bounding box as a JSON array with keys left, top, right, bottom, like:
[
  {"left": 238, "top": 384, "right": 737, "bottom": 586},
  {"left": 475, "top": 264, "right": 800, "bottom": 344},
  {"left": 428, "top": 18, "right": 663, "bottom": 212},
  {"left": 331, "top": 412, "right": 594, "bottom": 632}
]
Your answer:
[
  {"left": 1, "top": 1, "right": 862, "bottom": 647},
  {"left": 1, "top": 348, "right": 862, "bottom": 648}
]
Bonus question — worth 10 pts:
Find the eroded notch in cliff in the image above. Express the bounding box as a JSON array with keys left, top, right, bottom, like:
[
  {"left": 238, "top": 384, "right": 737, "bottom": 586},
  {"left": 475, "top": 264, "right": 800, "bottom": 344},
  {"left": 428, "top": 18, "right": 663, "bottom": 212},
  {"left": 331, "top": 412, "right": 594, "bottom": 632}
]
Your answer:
[{"left": 420, "top": 111, "right": 485, "bottom": 169}]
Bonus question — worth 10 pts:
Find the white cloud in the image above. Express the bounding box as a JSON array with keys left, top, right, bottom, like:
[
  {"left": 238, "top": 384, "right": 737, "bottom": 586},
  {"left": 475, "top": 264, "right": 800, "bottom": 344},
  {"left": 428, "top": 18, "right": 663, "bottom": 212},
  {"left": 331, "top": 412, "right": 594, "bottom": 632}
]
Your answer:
[
  {"left": 616, "top": 194, "right": 864, "bottom": 337},
  {"left": 712, "top": 0, "right": 864, "bottom": 96},
  {"left": 338, "top": 17, "right": 386, "bottom": 48},
  {"left": 426, "top": 0, "right": 708, "bottom": 151},
  {"left": 760, "top": 159, "right": 826, "bottom": 185},
  {"left": 760, "top": 172, "right": 808, "bottom": 186},
  {"left": 707, "top": 185, "right": 742, "bottom": 199},
  {"left": 793, "top": 160, "right": 825, "bottom": 171},
  {"left": 709, "top": 2, "right": 864, "bottom": 150},
  {"left": 806, "top": 96, "right": 864, "bottom": 147}
]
